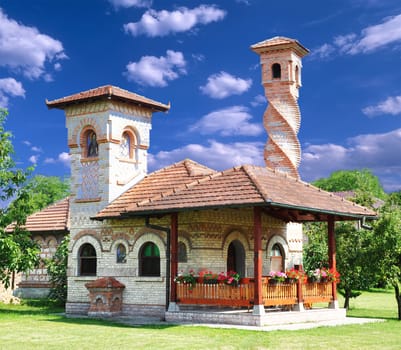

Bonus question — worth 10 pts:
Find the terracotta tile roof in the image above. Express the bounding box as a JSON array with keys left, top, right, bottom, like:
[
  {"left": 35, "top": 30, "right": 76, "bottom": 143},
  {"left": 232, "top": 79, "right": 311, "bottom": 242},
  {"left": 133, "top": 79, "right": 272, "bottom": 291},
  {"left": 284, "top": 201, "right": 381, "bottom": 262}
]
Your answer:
[
  {"left": 95, "top": 159, "right": 216, "bottom": 219},
  {"left": 46, "top": 85, "right": 170, "bottom": 112},
  {"left": 85, "top": 277, "right": 125, "bottom": 289},
  {"left": 251, "top": 36, "right": 309, "bottom": 56},
  {"left": 96, "top": 160, "right": 376, "bottom": 221},
  {"left": 7, "top": 197, "right": 70, "bottom": 232}
]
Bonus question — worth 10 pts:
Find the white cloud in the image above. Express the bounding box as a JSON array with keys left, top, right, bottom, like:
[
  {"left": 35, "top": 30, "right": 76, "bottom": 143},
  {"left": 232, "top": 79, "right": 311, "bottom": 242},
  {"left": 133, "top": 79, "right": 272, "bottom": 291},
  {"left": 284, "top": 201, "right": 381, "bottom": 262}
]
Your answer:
[
  {"left": 362, "top": 95, "right": 401, "bottom": 117},
  {"left": 148, "top": 140, "right": 264, "bottom": 172},
  {"left": 250, "top": 94, "right": 266, "bottom": 107},
  {"left": 124, "top": 5, "right": 226, "bottom": 37},
  {"left": 109, "top": 0, "right": 152, "bottom": 8},
  {"left": 300, "top": 128, "right": 401, "bottom": 192},
  {"left": 0, "top": 78, "right": 25, "bottom": 108},
  {"left": 311, "top": 13, "right": 401, "bottom": 58},
  {"left": 125, "top": 50, "right": 186, "bottom": 87},
  {"left": 29, "top": 155, "right": 39, "bottom": 164},
  {"left": 200, "top": 71, "right": 252, "bottom": 99},
  {"left": 189, "top": 106, "right": 263, "bottom": 137},
  {"left": 0, "top": 9, "right": 67, "bottom": 80},
  {"left": 44, "top": 152, "right": 71, "bottom": 167}
]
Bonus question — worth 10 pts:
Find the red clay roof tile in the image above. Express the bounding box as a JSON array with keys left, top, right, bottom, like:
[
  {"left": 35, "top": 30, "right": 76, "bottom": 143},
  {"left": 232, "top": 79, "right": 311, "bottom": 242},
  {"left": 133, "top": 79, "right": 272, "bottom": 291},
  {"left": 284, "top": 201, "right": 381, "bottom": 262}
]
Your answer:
[
  {"left": 8, "top": 197, "right": 70, "bottom": 232},
  {"left": 46, "top": 85, "right": 170, "bottom": 112},
  {"left": 96, "top": 159, "right": 376, "bottom": 221}
]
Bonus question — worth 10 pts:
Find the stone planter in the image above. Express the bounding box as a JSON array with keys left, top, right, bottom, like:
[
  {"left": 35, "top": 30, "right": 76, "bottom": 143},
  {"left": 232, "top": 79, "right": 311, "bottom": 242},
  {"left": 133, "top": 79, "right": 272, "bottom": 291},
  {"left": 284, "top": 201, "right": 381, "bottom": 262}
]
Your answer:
[{"left": 85, "top": 277, "right": 125, "bottom": 317}]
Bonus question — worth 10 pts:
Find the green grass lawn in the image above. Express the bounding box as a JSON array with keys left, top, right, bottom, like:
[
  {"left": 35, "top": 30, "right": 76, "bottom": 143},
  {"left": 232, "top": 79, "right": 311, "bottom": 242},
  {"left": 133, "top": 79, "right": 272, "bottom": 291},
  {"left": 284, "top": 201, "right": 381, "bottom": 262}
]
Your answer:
[{"left": 0, "top": 290, "right": 399, "bottom": 350}]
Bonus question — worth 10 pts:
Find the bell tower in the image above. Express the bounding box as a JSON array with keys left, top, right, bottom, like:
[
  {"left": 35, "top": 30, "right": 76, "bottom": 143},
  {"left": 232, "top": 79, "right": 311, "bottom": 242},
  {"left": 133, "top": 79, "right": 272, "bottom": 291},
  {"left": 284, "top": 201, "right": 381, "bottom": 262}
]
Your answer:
[
  {"left": 46, "top": 85, "right": 170, "bottom": 221},
  {"left": 251, "top": 37, "right": 309, "bottom": 179}
]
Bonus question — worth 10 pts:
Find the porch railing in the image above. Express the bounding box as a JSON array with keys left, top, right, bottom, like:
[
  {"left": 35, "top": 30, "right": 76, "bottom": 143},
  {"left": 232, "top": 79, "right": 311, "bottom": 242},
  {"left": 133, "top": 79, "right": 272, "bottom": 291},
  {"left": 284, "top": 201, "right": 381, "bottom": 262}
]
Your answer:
[{"left": 176, "top": 281, "right": 334, "bottom": 308}]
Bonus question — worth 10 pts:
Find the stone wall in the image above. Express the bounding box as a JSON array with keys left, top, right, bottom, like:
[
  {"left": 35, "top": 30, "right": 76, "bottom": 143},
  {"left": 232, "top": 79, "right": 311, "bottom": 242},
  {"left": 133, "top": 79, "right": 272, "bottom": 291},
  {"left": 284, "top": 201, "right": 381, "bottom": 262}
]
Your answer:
[{"left": 66, "top": 207, "right": 303, "bottom": 317}]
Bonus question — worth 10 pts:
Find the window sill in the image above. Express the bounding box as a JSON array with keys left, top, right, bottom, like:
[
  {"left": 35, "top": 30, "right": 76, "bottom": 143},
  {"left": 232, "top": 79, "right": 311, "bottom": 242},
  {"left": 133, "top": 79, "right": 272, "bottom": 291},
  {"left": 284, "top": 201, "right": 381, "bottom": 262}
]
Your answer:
[{"left": 135, "top": 276, "right": 164, "bottom": 282}]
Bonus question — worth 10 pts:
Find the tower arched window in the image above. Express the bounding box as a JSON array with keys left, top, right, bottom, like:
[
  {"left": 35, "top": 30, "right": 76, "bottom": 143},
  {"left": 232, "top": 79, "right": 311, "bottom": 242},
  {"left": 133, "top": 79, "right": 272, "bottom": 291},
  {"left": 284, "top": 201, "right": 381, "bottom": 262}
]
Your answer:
[
  {"left": 295, "top": 65, "right": 300, "bottom": 86},
  {"left": 79, "top": 243, "right": 97, "bottom": 276},
  {"left": 85, "top": 129, "right": 98, "bottom": 158},
  {"left": 139, "top": 242, "right": 160, "bottom": 276},
  {"left": 272, "top": 63, "right": 281, "bottom": 79},
  {"left": 119, "top": 130, "right": 136, "bottom": 159}
]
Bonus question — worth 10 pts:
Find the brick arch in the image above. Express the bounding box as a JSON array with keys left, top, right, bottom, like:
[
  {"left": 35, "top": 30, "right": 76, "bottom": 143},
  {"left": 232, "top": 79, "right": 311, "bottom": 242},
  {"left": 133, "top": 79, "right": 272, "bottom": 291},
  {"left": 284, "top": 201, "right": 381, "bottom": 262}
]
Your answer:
[
  {"left": 221, "top": 229, "right": 250, "bottom": 252},
  {"left": 266, "top": 234, "right": 289, "bottom": 272},
  {"left": 71, "top": 230, "right": 103, "bottom": 254},
  {"left": 69, "top": 117, "right": 105, "bottom": 148},
  {"left": 178, "top": 230, "right": 192, "bottom": 250},
  {"left": 132, "top": 232, "right": 166, "bottom": 257}
]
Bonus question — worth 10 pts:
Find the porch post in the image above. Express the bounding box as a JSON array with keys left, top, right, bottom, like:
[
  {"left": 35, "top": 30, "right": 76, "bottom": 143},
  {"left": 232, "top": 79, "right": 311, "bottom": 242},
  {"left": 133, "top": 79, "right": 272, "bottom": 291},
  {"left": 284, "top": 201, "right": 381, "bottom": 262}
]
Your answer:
[
  {"left": 168, "top": 212, "right": 180, "bottom": 312},
  {"left": 328, "top": 216, "right": 339, "bottom": 309},
  {"left": 253, "top": 206, "right": 265, "bottom": 315}
]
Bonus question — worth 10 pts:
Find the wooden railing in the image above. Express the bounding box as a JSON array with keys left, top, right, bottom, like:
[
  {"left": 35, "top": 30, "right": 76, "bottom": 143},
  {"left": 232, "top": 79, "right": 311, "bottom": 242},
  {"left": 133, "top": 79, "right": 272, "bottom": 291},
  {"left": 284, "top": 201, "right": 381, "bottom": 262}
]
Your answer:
[{"left": 176, "top": 281, "right": 333, "bottom": 308}]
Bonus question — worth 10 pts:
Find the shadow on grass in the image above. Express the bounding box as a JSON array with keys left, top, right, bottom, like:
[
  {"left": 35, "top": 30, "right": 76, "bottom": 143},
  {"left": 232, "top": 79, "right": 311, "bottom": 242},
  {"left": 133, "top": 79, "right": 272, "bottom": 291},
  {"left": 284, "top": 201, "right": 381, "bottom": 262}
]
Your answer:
[
  {"left": 0, "top": 299, "right": 64, "bottom": 316},
  {"left": 46, "top": 314, "right": 180, "bottom": 330}
]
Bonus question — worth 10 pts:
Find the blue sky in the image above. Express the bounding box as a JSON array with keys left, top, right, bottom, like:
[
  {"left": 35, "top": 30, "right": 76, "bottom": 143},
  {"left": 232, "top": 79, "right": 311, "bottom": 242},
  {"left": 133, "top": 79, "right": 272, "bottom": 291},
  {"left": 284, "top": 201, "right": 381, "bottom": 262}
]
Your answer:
[{"left": 0, "top": 0, "right": 400, "bottom": 192}]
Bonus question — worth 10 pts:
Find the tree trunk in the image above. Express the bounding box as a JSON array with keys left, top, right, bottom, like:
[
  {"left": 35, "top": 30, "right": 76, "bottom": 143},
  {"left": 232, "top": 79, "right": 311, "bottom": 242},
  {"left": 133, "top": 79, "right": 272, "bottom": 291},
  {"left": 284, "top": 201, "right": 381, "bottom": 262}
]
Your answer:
[
  {"left": 394, "top": 282, "right": 401, "bottom": 320},
  {"left": 343, "top": 288, "right": 351, "bottom": 309}
]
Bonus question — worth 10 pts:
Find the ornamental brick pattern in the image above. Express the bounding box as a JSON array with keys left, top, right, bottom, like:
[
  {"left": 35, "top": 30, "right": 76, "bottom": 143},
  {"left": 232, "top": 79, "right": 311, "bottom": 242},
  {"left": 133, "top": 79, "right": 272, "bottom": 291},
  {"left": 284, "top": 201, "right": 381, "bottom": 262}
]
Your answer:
[{"left": 251, "top": 37, "right": 309, "bottom": 179}]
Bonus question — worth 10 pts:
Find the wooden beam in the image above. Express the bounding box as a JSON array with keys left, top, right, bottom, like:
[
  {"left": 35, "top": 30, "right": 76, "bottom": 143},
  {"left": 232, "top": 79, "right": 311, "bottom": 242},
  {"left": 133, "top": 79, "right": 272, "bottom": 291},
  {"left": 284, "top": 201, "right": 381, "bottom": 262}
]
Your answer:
[
  {"left": 170, "top": 212, "right": 178, "bottom": 303},
  {"left": 327, "top": 216, "right": 338, "bottom": 302},
  {"left": 253, "top": 207, "right": 263, "bottom": 306}
]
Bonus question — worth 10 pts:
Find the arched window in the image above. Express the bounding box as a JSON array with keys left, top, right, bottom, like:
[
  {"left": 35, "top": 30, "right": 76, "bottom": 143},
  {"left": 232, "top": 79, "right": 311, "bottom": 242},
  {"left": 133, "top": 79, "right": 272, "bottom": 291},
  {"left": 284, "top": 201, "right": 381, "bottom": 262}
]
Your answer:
[
  {"left": 178, "top": 242, "right": 187, "bottom": 263},
  {"left": 295, "top": 65, "right": 300, "bottom": 86},
  {"left": 139, "top": 242, "right": 160, "bottom": 276},
  {"left": 270, "top": 243, "right": 284, "bottom": 272},
  {"left": 79, "top": 243, "right": 97, "bottom": 276},
  {"left": 119, "top": 132, "right": 131, "bottom": 158},
  {"left": 85, "top": 130, "right": 98, "bottom": 157},
  {"left": 116, "top": 244, "right": 127, "bottom": 263},
  {"left": 272, "top": 63, "right": 281, "bottom": 79}
]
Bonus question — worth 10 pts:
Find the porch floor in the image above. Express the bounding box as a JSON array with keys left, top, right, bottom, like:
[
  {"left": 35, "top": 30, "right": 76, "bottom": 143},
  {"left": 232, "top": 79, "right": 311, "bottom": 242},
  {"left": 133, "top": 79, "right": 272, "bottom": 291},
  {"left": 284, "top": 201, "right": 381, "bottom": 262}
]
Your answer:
[
  {"left": 83, "top": 306, "right": 384, "bottom": 331},
  {"left": 165, "top": 305, "right": 384, "bottom": 329}
]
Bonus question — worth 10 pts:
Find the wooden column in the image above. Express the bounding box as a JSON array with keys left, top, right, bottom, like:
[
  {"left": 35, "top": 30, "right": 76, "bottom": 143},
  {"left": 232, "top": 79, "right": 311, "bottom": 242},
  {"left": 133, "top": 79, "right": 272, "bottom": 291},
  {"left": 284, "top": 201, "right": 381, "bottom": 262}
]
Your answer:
[
  {"left": 327, "top": 216, "right": 338, "bottom": 304},
  {"left": 170, "top": 212, "right": 178, "bottom": 303},
  {"left": 253, "top": 207, "right": 264, "bottom": 314}
]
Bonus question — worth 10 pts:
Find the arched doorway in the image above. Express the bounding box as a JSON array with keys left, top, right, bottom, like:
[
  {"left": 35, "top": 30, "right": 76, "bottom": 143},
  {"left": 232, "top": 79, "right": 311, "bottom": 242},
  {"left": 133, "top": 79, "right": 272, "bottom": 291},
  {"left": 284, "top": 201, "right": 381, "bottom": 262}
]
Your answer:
[{"left": 227, "top": 240, "right": 245, "bottom": 277}]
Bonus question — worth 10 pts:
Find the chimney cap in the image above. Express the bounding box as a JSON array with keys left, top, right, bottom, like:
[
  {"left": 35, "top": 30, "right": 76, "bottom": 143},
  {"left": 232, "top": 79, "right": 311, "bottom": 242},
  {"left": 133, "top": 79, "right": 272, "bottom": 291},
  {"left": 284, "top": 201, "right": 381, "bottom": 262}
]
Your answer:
[{"left": 251, "top": 36, "right": 309, "bottom": 57}]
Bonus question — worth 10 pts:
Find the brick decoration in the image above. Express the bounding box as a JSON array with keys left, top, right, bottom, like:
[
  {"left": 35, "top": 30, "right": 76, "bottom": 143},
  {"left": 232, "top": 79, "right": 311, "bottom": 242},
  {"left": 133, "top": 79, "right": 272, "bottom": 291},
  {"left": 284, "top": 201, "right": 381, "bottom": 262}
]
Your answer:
[{"left": 85, "top": 277, "right": 125, "bottom": 317}]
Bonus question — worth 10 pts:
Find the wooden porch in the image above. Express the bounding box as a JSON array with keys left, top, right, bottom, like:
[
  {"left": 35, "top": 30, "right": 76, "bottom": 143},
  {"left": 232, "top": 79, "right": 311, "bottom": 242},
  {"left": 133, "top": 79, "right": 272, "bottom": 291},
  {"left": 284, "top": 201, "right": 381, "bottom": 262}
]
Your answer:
[{"left": 176, "top": 280, "right": 334, "bottom": 309}]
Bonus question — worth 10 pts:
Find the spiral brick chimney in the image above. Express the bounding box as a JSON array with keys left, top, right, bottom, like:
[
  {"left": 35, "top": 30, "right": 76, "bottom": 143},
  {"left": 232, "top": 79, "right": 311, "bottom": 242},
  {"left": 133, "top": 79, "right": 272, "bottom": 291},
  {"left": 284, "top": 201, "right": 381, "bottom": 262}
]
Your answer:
[{"left": 251, "top": 37, "right": 309, "bottom": 179}]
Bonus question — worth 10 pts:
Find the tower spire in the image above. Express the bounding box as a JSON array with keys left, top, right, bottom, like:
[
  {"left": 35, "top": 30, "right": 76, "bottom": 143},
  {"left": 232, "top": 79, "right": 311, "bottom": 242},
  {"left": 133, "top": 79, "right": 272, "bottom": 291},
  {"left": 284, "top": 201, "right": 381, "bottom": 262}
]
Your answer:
[{"left": 251, "top": 37, "right": 309, "bottom": 179}]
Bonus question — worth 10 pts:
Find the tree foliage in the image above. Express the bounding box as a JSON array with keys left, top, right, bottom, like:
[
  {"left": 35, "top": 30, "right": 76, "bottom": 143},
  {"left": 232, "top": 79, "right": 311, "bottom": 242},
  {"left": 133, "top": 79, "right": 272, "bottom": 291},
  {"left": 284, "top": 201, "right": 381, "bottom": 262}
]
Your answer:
[
  {"left": 46, "top": 236, "right": 69, "bottom": 304},
  {"left": 305, "top": 169, "right": 386, "bottom": 308},
  {"left": 0, "top": 109, "right": 39, "bottom": 288},
  {"left": 371, "top": 195, "right": 401, "bottom": 319},
  {"left": 7, "top": 175, "right": 69, "bottom": 217},
  {"left": 313, "top": 169, "right": 386, "bottom": 201}
]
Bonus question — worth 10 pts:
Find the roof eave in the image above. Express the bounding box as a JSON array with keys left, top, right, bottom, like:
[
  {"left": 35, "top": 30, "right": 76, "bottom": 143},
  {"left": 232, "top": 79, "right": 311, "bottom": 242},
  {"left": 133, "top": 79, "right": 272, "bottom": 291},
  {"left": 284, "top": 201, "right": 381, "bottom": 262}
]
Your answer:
[
  {"left": 266, "top": 201, "right": 377, "bottom": 220},
  {"left": 46, "top": 95, "right": 170, "bottom": 113}
]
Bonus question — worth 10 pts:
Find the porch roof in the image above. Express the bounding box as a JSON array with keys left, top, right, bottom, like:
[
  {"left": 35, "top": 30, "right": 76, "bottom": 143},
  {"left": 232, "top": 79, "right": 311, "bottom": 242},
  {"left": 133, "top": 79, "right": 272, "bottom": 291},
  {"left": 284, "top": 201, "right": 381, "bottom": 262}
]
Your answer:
[
  {"left": 7, "top": 197, "right": 70, "bottom": 233},
  {"left": 95, "top": 159, "right": 376, "bottom": 222}
]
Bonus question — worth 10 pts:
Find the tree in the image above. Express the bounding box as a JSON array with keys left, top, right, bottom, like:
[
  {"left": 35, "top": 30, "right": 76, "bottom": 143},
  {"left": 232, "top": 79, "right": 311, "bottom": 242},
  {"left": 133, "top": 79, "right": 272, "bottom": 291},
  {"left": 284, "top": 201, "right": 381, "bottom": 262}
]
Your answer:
[
  {"left": 335, "top": 222, "right": 376, "bottom": 309},
  {"left": 305, "top": 169, "right": 386, "bottom": 309},
  {"left": 313, "top": 169, "right": 386, "bottom": 201},
  {"left": 7, "top": 175, "right": 69, "bottom": 217},
  {"left": 46, "top": 236, "right": 69, "bottom": 304},
  {"left": 0, "top": 109, "right": 39, "bottom": 288},
  {"left": 303, "top": 222, "right": 328, "bottom": 273},
  {"left": 372, "top": 193, "right": 401, "bottom": 319}
]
